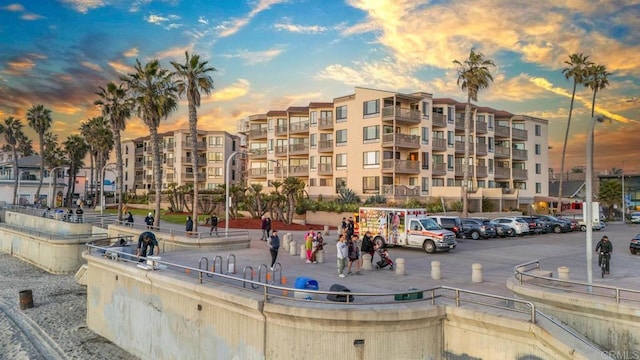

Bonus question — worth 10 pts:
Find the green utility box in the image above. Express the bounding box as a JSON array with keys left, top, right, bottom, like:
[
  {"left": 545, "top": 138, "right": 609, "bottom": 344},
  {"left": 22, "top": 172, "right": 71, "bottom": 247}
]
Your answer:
[{"left": 394, "top": 288, "right": 423, "bottom": 301}]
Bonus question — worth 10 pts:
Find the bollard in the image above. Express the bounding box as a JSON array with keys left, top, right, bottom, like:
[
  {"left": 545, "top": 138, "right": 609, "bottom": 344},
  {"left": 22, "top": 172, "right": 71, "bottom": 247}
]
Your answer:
[
  {"left": 289, "top": 240, "right": 297, "bottom": 256},
  {"left": 19, "top": 290, "right": 34, "bottom": 310},
  {"left": 362, "top": 253, "right": 372, "bottom": 271},
  {"left": 395, "top": 258, "right": 405, "bottom": 276},
  {"left": 431, "top": 261, "right": 441, "bottom": 280},
  {"left": 316, "top": 250, "right": 324, "bottom": 264},
  {"left": 558, "top": 266, "right": 570, "bottom": 281},
  {"left": 472, "top": 263, "right": 483, "bottom": 283},
  {"left": 300, "top": 244, "right": 306, "bottom": 260},
  {"left": 323, "top": 225, "right": 329, "bottom": 235}
]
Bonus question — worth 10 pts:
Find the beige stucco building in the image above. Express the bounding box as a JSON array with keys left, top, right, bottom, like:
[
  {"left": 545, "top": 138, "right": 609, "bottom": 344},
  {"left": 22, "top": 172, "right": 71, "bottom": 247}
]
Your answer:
[{"left": 242, "top": 87, "right": 549, "bottom": 211}]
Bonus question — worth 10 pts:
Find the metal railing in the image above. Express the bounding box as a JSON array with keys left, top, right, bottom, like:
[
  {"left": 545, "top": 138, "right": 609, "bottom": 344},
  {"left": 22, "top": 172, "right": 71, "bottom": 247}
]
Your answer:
[
  {"left": 3, "top": 204, "right": 118, "bottom": 227},
  {"left": 514, "top": 260, "right": 640, "bottom": 304},
  {"left": 114, "top": 221, "right": 249, "bottom": 239},
  {"left": 0, "top": 222, "right": 106, "bottom": 241}
]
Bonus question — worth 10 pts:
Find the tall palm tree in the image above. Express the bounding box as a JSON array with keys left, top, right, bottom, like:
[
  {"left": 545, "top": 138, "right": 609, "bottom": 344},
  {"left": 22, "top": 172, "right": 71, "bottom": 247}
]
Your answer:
[
  {"left": 453, "top": 48, "right": 495, "bottom": 217},
  {"left": 96, "top": 82, "right": 132, "bottom": 221},
  {"left": 63, "top": 134, "right": 88, "bottom": 207},
  {"left": 585, "top": 64, "right": 611, "bottom": 117},
  {"left": 556, "top": 53, "right": 592, "bottom": 214},
  {"left": 122, "top": 59, "right": 178, "bottom": 228},
  {"left": 81, "top": 117, "right": 113, "bottom": 208},
  {"left": 171, "top": 51, "right": 216, "bottom": 232},
  {"left": 0, "top": 117, "right": 26, "bottom": 204},
  {"left": 42, "top": 131, "right": 66, "bottom": 207},
  {"left": 26, "top": 104, "right": 53, "bottom": 202}
]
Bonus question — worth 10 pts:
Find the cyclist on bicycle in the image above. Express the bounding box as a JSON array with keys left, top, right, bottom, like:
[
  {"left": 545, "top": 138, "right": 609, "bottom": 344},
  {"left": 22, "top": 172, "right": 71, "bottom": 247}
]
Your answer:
[{"left": 595, "top": 236, "right": 613, "bottom": 274}]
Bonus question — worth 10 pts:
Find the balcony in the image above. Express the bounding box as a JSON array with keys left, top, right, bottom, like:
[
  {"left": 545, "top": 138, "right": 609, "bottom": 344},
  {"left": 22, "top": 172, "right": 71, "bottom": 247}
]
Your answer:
[
  {"left": 476, "top": 143, "right": 487, "bottom": 156},
  {"left": 288, "top": 164, "right": 309, "bottom": 177},
  {"left": 381, "top": 159, "right": 420, "bottom": 174},
  {"left": 249, "top": 168, "right": 267, "bottom": 178},
  {"left": 275, "top": 145, "right": 287, "bottom": 156},
  {"left": 249, "top": 128, "right": 267, "bottom": 139},
  {"left": 454, "top": 165, "right": 474, "bottom": 177},
  {"left": 145, "top": 175, "right": 153, "bottom": 182},
  {"left": 381, "top": 106, "right": 421, "bottom": 125},
  {"left": 512, "top": 148, "right": 528, "bottom": 161},
  {"left": 454, "top": 117, "right": 467, "bottom": 131},
  {"left": 318, "top": 139, "right": 333, "bottom": 153},
  {"left": 455, "top": 141, "right": 473, "bottom": 154},
  {"left": 494, "top": 167, "right": 510, "bottom": 179},
  {"left": 165, "top": 174, "right": 175, "bottom": 182},
  {"left": 512, "top": 128, "right": 528, "bottom": 141},
  {"left": 494, "top": 125, "right": 510, "bottom": 138},
  {"left": 135, "top": 161, "right": 144, "bottom": 169},
  {"left": 183, "top": 172, "right": 206, "bottom": 181},
  {"left": 163, "top": 143, "right": 175, "bottom": 152},
  {"left": 432, "top": 138, "right": 447, "bottom": 152},
  {"left": 318, "top": 163, "right": 333, "bottom": 176},
  {"left": 289, "top": 142, "right": 309, "bottom": 156},
  {"left": 476, "top": 165, "right": 488, "bottom": 178},
  {"left": 382, "top": 184, "right": 421, "bottom": 197},
  {"left": 251, "top": 148, "right": 267, "bottom": 159},
  {"left": 432, "top": 113, "right": 446, "bottom": 128},
  {"left": 381, "top": 133, "right": 421, "bottom": 149},
  {"left": 476, "top": 121, "right": 487, "bottom": 134},
  {"left": 134, "top": 175, "right": 144, "bottom": 182},
  {"left": 318, "top": 116, "right": 333, "bottom": 130},
  {"left": 181, "top": 156, "right": 208, "bottom": 164},
  {"left": 165, "top": 158, "right": 175, "bottom": 166},
  {"left": 135, "top": 147, "right": 144, "bottom": 155},
  {"left": 289, "top": 121, "right": 309, "bottom": 135},
  {"left": 183, "top": 141, "right": 206, "bottom": 150},
  {"left": 494, "top": 146, "right": 510, "bottom": 158},
  {"left": 432, "top": 162, "right": 447, "bottom": 175},
  {"left": 275, "top": 125, "right": 288, "bottom": 136},
  {"left": 512, "top": 168, "right": 528, "bottom": 180}
]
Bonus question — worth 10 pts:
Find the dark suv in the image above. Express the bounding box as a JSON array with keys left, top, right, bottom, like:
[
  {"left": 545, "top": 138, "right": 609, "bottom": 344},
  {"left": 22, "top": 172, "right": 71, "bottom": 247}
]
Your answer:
[
  {"left": 534, "top": 215, "right": 572, "bottom": 233},
  {"left": 461, "top": 218, "right": 496, "bottom": 239},
  {"left": 518, "top": 216, "right": 545, "bottom": 234},
  {"left": 428, "top": 216, "right": 464, "bottom": 238}
]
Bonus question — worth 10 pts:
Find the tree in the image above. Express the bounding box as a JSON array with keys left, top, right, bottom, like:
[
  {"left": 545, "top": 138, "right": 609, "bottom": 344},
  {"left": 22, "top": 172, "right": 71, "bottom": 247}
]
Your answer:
[
  {"left": 557, "top": 53, "right": 592, "bottom": 214},
  {"left": 453, "top": 48, "right": 495, "bottom": 217},
  {"left": 63, "top": 134, "right": 88, "bottom": 207},
  {"left": 42, "top": 131, "right": 66, "bottom": 208},
  {"left": 122, "top": 59, "right": 178, "bottom": 228},
  {"left": 585, "top": 64, "right": 611, "bottom": 118},
  {"left": 598, "top": 179, "right": 621, "bottom": 219},
  {"left": 281, "top": 177, "right": 306, "bottom": 224},
  {"left": 171, "top": 51, "right": 216, "bottom": 232},
  {"left": 26, "top": 104, "right": 53, "bottom": 202},
  {"left": 0, "top": 117, "right": 26, "bottom": 204},
  {"left": 81, "top": 117, "right": 113, "bottom": 208},
  {"left": 96, "top": 82, "right": 132, "bottom": 221}
]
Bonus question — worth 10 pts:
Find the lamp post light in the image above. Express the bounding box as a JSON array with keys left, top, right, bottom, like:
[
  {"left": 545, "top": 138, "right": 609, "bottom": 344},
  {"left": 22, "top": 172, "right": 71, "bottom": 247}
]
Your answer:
[
  {"left": 48, "top": 166, "right": 66, "bottom": 208},
  {"left": 225, "top": 152, "right": 247, "bottom": 236},
  {"left": 101, "top": 162, "right": 117, "bottom": 216},
  {"left": 585, "top": 114, "right": 606, "bottom": 291}
]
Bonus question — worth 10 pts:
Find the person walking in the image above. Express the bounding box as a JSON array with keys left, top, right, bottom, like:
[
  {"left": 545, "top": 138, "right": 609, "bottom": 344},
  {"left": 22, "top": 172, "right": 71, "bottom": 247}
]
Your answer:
[
  {"left": 209, "top": 213, "right": 219, "bottom": 237},
  {"left": 144, "top": 212, "right": 154, "bottom": 229},
  {"left": 347, "top": 234, "right": 361, "bottom": 275},
  {"left": 336, "top": 234, "right": 348, "bottom": 278},
  {"left": 261, "top": 216, "right": 269, "bottom": 241},
  {"left": 310, "top": 232, "right": 323, "bottom": 264},
  {"left": 185, "top": 216, "right": 194, "bottom": 233},
  {"left": 136, "top": 231, "right": 159, "bottom": 261},
  {"left": 304, "top": 229, "right": 314, "bottom": 263},
  {"left": 268, "top": 230, "right": 280, "bottom": 270},
  {"left": 126, "top": 211, "right": 134, "bottom": 226}
]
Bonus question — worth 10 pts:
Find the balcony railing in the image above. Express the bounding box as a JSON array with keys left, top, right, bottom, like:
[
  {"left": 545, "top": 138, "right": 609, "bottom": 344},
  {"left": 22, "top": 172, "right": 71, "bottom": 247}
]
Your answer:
[
  {"left": 318, "top": 163, "right": 333, "bottom": 176},
  {"left": 381, "top": 106, "right": 421, "bottom": 124},
  {"left": 249, "top": 128, "right": 268, "bottom": 139},
  {"left": 512, "top": 148, "right": 528, "bottom": 161},
  {"left": 454, "top": 164, "right": 474, "bottom": 177},
  {"left": 145, "top": 175, "right": 153, "bottom": 182},
  {"left": 512, "top": 128, "right": 528, "bottom": 140},
  {"left": 251, "top": 148, "right": 267, "bottom": 158},
  {"left": 318, "top": 116, "right": 333, "bottom": 130},
  {"left": 289, "top": 121, "right": 309, "bottom": 134},
  {"left": 476, "top": 165, "right": 488, "bottom": 178},
  {"left": 455, "top": 140, "right": 473, "bottom": 154},
  {"left": 512, "top": 168, "right": 528, "bottom": 180},
  {"left": 288, "top": 164, "right": 309, "bottom": 177},
  {"left": 495, "top": 167, "right": 510, "bottom": 179},
  {"left": 275, "top": 125, "right": 288, "bottom": 136},
  {"left": 495, "top": 125, "right": 510, "bottom": 138},
  {"left": 476, "top": 121, "right": 487, "bottom": 134},
  {"left": 275, "top": 145, "right": 287, "bottom": 156},
  {"left": 476, "top": 143, "right": 487, "bottom": 155},
  {"left": 432, "top": 113, "right": 446, "bottom": 127},
  {"left": 288, "top": 142, "right": 309, "bottom": 155},
  {"left": 318, "top": 139, "right": 333, "bottom": 152},
  {"left": 432, "top": 138, "right": 447, "bottom": 152},
  {"left": 494, "top": 146, "right": 510, "bottom": 158},
  {"left": 382, "top": 184, "right": 421, "bottom": 197},
  {"left": 432, "top": 162, "right": 447, "bottom": 175},
  {"left": 381, "top": 159, "right": 420, "bottom": 174},
  {"left": 165, "top": 174, "right": 175, "bottom": 182},
  {"left": 381, "top": 133, "right": 421, "bottom": 149},
  {"left": 249, "top": 168, "right": 267, "bottom": 178},
  {"left": 166, "top": 158, "right": 175, "bottom": 166},
  {"left": 183, "top": 173, "right": 206, "bottom": 181},
  {"left": 183, "top": 141, "right": 206, "bottom": 150}
]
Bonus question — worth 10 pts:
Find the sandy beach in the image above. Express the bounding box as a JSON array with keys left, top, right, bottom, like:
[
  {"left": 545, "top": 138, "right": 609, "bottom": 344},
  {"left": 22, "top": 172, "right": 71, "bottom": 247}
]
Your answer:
[{"left": 0, "top": 254, "right": 135, "bottom": 360}]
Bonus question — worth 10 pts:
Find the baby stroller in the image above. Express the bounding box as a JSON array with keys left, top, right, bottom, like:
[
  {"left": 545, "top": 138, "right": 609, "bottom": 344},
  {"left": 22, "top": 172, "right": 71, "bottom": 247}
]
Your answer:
[{"left": 375, "top": 246, "right": 394, "bottom": 270}]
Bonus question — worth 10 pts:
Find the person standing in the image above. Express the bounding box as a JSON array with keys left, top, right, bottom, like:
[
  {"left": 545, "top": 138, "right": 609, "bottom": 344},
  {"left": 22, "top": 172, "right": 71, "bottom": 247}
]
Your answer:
[
  {"left": 304, "top": 229, "right": 314, "bottom": 263},
  {"left": 209, "top": 213, "right": 219, "bottom": 237},
  {"left": 126, "top": 211, "right": 134, "bottom": 226},
  {"left": 144, "top": 212, "right": 154, "bottom": 229},
  {"left": 310, "top": 233, "right": 323, "bottom": 264},
  {"left": 268, "top": 230, "right": 280, "bottom": 270},
  {"left": 136, "top": 231, "right": 159, "bottom": 261},
  {"left": 361, "top": 231, "right": 375, "bottom": 264},
  {"left": 261, "top": 216, "right": 269, "bottom": 241},
  {"left": 341, "top": 217, "right": 348, "bottom": 235},
  {"left": 266, "top": 217, "right": 272, "bottom": 238},
  {"left": 347, "top": 234, "right": 361, "bottom": 275},
  {"left": 336, "top": 234, "right": 348, "bottom": 278},
  {"left": 185, "top": 216, "right": 194, "bottom": 233},
  {"left": 346, "top": 217, "right": 355, "bottom": 239}
]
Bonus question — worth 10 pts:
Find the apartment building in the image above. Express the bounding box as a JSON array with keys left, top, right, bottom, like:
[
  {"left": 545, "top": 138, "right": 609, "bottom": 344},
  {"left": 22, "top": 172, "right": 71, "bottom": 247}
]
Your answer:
[
  {"left": 242, "top": 87, "right": 549, "bottom": 211},
  {"left": 122, "top": 129, "right": 244, "bottom": 195}
]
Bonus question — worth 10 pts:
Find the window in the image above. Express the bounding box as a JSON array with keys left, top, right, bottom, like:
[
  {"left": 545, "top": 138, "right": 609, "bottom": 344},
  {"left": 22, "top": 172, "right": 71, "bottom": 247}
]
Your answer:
[
  {"left": 336, "top": 105, "right": 347, "bottom": 122},
  {"left": 447, "top": 155, "right": 454, "bottom": 170},
  {"left": 447, "top": 131, "right": 454, "bottom": 147},
  {"left": 447, "top": 107, "right": 454, "bottom": 123},
  {"left": 536, "top": 182, "right": 542, "bottom": 194},
  {"left": 421, "top": 127, "right": 429, "bottom": 144},
  {"left": 310, "top": 156, "right": 317, "bottom": 170},
  {"left": 421, "top": 177, "right": 429, "bottom": 194},
  {"left": 335, "top": 177, "right": 347, "bottom": 193},
  {"left": 363, "top": 125, "right": 380, "bottom": 142},
  {"left": 363, "top": 99, "right": 380, "bottom": 116},
  {"left": 432, "top": 178, "right": 444, "bottom": 187},
  {"left": 422, "top": 101, "right": 430, "bottom": 118},
  {"left": 535, "top": 144, "right": 541, "bottom": 155},
  {"left": 488, "top": 159, "right": 494, "bottom": 173},
  {"left": 535, "top": 124, "right": 541, "bottom": 136},
  {"left": 310, "top": 111, "right": 317, "bottom": 126},
  {"left": 535, "top": 163, "right": 541, "bottom": 174},
  {"left": 336, "top": 129, "right": 347, "bottom": 145},
  {"left": 209, "top": 136, "right": 223, "bottom": 147},
  {"left": 310, "top": 133, "right": 317, "bottom": 148},
  {"left": 363, "top": 151, "right": 380, "bottom": 167},
  {"left": 476, "top": 115, "right": 485, "bottom": 122},
  {"left": 447, "top": 178, "right": 455, "bottom": 186},
  {"left": 362, "top": 176, "right": 380, "bottom": 193},
  {"left": 207, "top": 167, "right": 223, "bottom": 178},
  {"left": 208, "top": 152, "right": 223, "bottom": 163},
  {"left": 488, "top": 137, "right": 494, "bottom": 152},
  {"left": 421, "top": 152, "right": 429, "bottom": 169},
  {"left": 488, "top": 115, "right": 494, "bottom": 129},
  {"left": 336, "top": 154, "right": 347, "bottom": 168},
  {"left": 514, "top": 182, "right": 527, "bottom": 190},
  {"left": 478, "top": 180, "right": 485, "bottom": 188}
]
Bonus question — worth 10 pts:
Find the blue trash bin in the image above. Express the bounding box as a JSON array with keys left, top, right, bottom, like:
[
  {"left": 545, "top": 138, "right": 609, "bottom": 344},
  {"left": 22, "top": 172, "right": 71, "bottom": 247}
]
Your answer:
[{"left": 294, "top": 277, "right": 319, "bottom": 300}]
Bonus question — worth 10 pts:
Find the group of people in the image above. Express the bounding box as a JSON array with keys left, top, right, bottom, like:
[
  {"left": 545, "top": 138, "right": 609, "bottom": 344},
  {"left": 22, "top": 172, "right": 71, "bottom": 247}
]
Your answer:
[
  {"left": 304, "top": 229, "right": 324, "bottom": 264},
  {"left": 336, "top": 230, "right": 376, "bottom": 277}
]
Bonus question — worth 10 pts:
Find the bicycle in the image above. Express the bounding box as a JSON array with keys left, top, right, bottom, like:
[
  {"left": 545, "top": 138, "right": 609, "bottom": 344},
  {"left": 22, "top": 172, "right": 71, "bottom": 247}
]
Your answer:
[{"left": 599, "top": 251, "right": 610, "bottom": 278}]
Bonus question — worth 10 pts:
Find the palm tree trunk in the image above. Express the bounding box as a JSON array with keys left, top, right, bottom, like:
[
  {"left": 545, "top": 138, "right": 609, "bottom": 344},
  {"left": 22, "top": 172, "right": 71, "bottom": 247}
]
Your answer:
[
  {"left": 462, "top": 97, "right": 471, "bottom": 217},
  {"left": 12, "top": 151, "right": 19, "bottom": 205},
  {"left": 557, "top": 81, "right": 578, "bottom": 214},
  {"left": 66, "top": 166, "right": 74, "bottom": 207},
  {"left": 115, "top": 130, "right": 124, "bottom": 222},
  {"left": 35, "top": 134, "right": 45, "bottom": 201},
  {"left": 150, "top": 122, "right": 162, "bottom": 228},
  {"left": 189, "top": 103, "right": 199, "bottom": 232},
  {"left": 89, "top": 152, "right": 94, "bottom": 207}
]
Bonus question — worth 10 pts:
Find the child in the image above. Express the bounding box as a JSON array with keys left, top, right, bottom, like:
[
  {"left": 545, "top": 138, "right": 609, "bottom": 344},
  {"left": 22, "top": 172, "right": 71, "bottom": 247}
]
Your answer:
[{"left": 304, "top": 230, "right": 314, "bottom": 263}]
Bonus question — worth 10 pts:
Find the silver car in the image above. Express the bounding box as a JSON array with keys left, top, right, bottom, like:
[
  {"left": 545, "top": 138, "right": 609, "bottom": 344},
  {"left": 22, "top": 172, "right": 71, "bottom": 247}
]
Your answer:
[{"left": 493, "top": 217, "right": 530, "bottom": 236}]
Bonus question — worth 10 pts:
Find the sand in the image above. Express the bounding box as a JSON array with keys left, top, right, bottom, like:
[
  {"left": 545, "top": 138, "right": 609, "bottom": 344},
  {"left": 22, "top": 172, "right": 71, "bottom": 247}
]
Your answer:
[{"left": 0, "top": 254, "right": 136, "bottom": 360}]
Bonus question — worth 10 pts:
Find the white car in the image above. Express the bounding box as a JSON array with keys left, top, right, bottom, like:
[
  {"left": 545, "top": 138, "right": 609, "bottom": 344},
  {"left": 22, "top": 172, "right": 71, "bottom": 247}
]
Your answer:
[
  {"left": 630, "top": 212, "right": 640, "bottom": 224},
  {"left": 493, "top": 217, "right": 530, "bottom": 236}
]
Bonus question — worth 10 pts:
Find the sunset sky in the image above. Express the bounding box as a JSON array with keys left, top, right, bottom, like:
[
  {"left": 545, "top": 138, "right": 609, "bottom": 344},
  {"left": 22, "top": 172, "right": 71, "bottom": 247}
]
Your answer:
[{"left": 1, "top": 0, "right": 639, "bottom": 173}]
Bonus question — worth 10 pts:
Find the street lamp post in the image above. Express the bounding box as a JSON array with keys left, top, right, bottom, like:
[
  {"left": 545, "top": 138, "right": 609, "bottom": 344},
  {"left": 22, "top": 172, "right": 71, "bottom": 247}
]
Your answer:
[
  {"left": 101, "top": 162, "right": 116, "bottom": 215},
  {"left": 585, "top": 114, "right": 606, "bottom": 290},
  {"left": 48, "top": 166, "right": 66, "bottom": 208},
  {"left": 225, "top": 152, "right": 245, "bottom": 237},
  {"left": 16, "top": 170, "right": 28, "bottom": 205}
]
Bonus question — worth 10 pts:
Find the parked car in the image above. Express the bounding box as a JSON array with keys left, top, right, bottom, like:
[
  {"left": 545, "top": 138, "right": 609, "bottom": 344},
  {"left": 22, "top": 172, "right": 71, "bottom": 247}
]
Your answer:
[
  {"left": 493, "top": 217, "right": 530, "bottom": 236},
  {"left": 518, "top": 216, "right": 545, "bottom": 234},
  {"left": 559, "top": 214, "right": 605, "bottom": 231},
  {"left": 428, "top": 216, "right": 464, "bottom": 238},
  {"left": 472, "top": 217, "right": 514, "bottom": 238},
  {"left": 534, "top": 215, "right": 572, "bottom": 233},
  {"left": 629, "top": 212, "right": 640, "bottom": 224},
  {"left": 460, "top": 218, "right": 496, "bottom": 239},
  {"left": 631, "top": 233, "right": 640, "bottom": 254}
]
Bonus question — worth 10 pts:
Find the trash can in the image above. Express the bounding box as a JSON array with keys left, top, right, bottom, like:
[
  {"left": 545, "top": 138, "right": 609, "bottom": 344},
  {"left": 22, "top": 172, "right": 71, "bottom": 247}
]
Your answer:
[
  {"left": 294, "top": 277, "right": 319, "bottom": 300},
  {"left": 327, "top": 283, "right": 354, "bottom": 302}
]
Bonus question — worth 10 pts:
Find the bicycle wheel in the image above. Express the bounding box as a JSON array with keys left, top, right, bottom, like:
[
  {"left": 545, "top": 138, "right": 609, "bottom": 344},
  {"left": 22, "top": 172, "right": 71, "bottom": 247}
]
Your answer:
[{"left": 601, "top": 261, "right": 606, "bottom": 278}]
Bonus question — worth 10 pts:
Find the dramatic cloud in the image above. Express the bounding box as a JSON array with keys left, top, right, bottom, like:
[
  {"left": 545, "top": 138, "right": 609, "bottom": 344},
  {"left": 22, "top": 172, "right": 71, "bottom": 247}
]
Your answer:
[
  {"left": 123, "top": 48, "right": 139, "bottom": 57},
  {"left": 3, "top": 57, "right": 36, "bottom": 75},
  {"left": 209, "top": 79, "right": 251, "bottom": 102},
  {"left": 217, "top": 0, "right": 288, "bottom": 37},
  {"left": 107, "top": 60, "right": 134, "bottom": 74}
]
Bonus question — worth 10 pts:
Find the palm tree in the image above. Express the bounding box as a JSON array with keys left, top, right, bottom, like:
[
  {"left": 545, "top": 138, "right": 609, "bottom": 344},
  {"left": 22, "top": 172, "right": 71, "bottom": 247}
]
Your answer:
[
  {"left": 171, "top": 51, "right": 216, "bottom": 232},
  {"left": 95, "top": 82, "right": 132, "bottom": 221},
  {"left": 26, "top": 104, "right": 53, "bottom": 202},
  {"left": 585, "top": 64, "right": 611, "bottom": 117},
  {"left": 63, "top": 134, "right": 88, "bottom": 207},
  {"left": 0, "top": 117, "right": 26, "bottom": 204},
  {"left": 81, "top": 117, "right": 113, "bottom": 208},
  {"left": 453, "top": 48, "right": 495, "bottom": 217},
  {"left": 281, "top": 177, "right": 306, "bottom": 224},
  {"left": 557, "top": 53, "right": 592, "bottom": 214},
  {"left": 122, "top": 59, "right": 178, "bottom": 228},
  {"left": 42, "top": 131, "right": 66, "bottom": 207}
]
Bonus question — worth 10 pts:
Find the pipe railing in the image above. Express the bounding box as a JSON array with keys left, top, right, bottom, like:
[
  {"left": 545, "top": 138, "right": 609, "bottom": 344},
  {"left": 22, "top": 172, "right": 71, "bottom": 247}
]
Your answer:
[{"left": 114, "top": 220, "right": 249, "bottom": 239}]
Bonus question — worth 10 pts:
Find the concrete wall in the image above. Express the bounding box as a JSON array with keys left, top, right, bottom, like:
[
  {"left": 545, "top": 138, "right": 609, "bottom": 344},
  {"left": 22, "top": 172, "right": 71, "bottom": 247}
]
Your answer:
[
  {"left": 4, "top": 210, "right": 94, "bottom": 235},
  {"left": 85, "top": 254, "right": 606, "bottom": 360}
]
